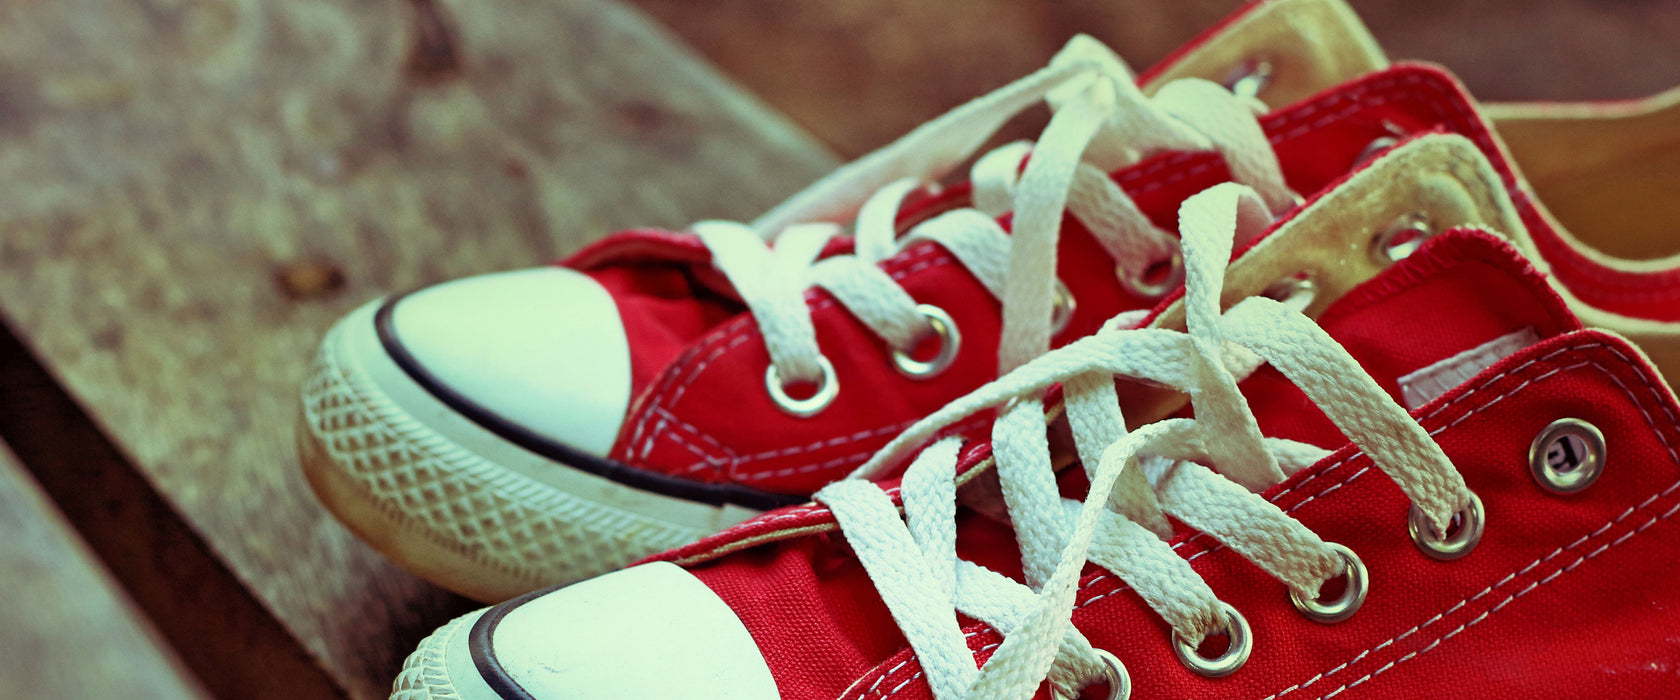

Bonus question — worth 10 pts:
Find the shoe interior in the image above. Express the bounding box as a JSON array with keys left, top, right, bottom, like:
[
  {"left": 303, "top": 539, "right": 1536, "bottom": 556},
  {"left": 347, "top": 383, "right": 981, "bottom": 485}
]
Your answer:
[
  {"left": 1145, "top": 0, "right": 1680, "bottom": 264},
  {"left": 1488, "top": 87, "right": 1680, "bottom": 263}
]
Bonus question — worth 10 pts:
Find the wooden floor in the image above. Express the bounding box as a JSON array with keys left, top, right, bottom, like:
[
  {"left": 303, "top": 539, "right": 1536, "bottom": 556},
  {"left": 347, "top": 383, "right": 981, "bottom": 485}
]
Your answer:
[
  {"left": 0, "top": 440, "right": 207, "bottom": 699},
  {"left": 0, "top": 0, "right": 1675, "bottom": 697},
  {"left": 0, "top": 0, "right": 832, "bottom": 697}
]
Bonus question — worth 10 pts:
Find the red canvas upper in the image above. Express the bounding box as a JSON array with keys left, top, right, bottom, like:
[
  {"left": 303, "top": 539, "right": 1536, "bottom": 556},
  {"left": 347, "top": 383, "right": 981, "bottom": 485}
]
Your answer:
[
  {"left": 584, "top": 63, "right": 1631, "bottom": 499},
  {"left": 537, "top": 30, "right": 1680, "bottom": 507},
  {"left": 640, "top": 230, "right": 1680, "bottom": 699}
]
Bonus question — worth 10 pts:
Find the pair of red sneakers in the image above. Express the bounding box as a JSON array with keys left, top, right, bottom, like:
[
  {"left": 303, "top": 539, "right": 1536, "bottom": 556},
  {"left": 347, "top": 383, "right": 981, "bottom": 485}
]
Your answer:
[{"left": 295, "top": 0, "right": 1680, "bottom": 697}]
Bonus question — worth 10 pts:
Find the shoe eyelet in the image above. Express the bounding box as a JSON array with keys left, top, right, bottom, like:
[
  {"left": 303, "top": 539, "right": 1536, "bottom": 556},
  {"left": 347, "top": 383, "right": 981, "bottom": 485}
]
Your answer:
[
  {"left": 1370, "top": 212, "right": 1433, "bottom": 264},
  {"left": 1261, "top": 271, "right": 1316, "bottom": 313},
  {"left": 1408, "top": 491, "right": 1484, "bottom": 561},
  {"left": 892, "top": 305, "right": 961, "bottom": 379},
  {"left": 1222, "top": 58, "right": 1274, "bottom": 99},
  {"left": 1092, "top": 649, "right": 1131, "bottom": 700},
  {"left": 1353, "top": 136, "right": 1401, "bottom": 168},
  {"left": 765, "top": 356, "right": 838, "bottom": 417},
  {"left": 1172, "top": 602, "right": 1251, "bottom": 678},
  {"left": 1118, "top": 242, "right": 1184, "bottom": 300},
  {"left": 1051, "top": 281, "right": 1077, "bottom": 337},
  {"left": 1289, "top": 542, "right": 1368, "bottom": 624},
  {"left": 1529, "top": 418, "right": 1606, "bottom": 495},
  {"left": 1352, "top": 121, "right": 1411, "bottom": 169}
]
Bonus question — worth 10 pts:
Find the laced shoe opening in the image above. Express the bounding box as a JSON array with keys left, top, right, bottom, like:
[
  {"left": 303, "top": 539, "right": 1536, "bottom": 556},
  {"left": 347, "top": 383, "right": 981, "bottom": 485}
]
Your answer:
[
  {"left": 1437, "top": 510, "right": 1469, "bottom": 539},
  {"left": 1313, "top": 571, "right": 1349, "bottom": 603},
  {"left": 901, "top": 333, "right": 944, "bottom": 365},
  {"left": 778, "top": 378, "right": 825, "bottom": 402},
  {"left": 1192, "top": 628, "right": 1234, "bottom": 660},
  {"left": 1138, "top": 259, "right": 1180, "bottom": 289}
]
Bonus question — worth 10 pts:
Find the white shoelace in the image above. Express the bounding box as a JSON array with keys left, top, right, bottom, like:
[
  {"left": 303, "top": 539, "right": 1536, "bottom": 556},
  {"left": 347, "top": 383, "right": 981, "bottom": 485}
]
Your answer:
[
  {"left": 814, "top": 183, "right": 1479, "bottom": 700},
  {"left": 693, "top": 36, "right": 1298, "bottom": 400}
]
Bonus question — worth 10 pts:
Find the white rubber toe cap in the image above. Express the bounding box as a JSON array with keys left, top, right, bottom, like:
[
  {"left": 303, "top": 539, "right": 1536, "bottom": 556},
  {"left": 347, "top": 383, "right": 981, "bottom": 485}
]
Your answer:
[
  {"left": 475, "top": 562, "right": 779, "bottom": 699},
  {"left": 389, "top": 267, "right": 631, "bottom": 458}
]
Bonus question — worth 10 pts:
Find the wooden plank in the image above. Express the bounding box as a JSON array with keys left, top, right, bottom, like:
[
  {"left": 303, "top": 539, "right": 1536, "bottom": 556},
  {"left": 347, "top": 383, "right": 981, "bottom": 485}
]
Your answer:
[
  {"left": 0, "top": 0, "right": 835, "bottom": 698},
  {"left": 0, "top": 319, "right": 349, "bottom": 699},
  {"left": 0, "top": 438, "right": 208, "bottom": 700}
]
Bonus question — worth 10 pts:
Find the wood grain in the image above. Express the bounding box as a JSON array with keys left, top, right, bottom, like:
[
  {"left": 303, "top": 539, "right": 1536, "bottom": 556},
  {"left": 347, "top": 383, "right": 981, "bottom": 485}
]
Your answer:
[
  {"left": 0, "top": 439, "right": 208, "bottom": 700},
  {"left": 0, "top": 0, "right": 834, "bottom": 697},
  {"left": 0, "top": 317, "right": 349, "bottom": 699}
]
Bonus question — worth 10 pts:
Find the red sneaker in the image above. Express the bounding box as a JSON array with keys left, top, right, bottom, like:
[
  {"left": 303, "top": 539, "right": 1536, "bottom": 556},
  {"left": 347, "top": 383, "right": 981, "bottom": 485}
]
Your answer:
[
  {"left": 392, "top": 135, "right": 1680, "bottom": 699},
  {"left": 1150, "top": 0, "right": 1680, "bottom": 333},
  {"left": 302, "top": 0, "right": 1680, "bottom": 603},
  {"left": 299, "top": 35, "right": 1329, "bottom": 601}
]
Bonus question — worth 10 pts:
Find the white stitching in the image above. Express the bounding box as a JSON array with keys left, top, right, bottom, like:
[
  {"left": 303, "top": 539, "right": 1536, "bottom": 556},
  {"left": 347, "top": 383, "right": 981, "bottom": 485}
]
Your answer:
[
  {"left": 632, "top": 73, "right": 1469, "bottom": 468},
  {"left": 1079, "top": 346, "right": 1674, "bottom": 601},
  {"left": 628, "top": 249, "right": 955, "bottom": 458},
  {"left": 630, "top": 71, "right": 1498, "bottom": 465},
  {"left": 655, "top": 407, "right": 734, "bottom": 453},
  {"left": 1270, "top": 352, "right": 1680, "bottom": 699},
  {"left": 865, "top": 341, "right": 1680, "bottom": 700},
  {"left": 742, "top": 420, "right": 925, "bottom": 463},
  {"left": 656, "top": 417, "right": 940, "bottom": 477},
  {"left": 858, "top": 634, "right": 994, "bottom": 700},
  {"left": 1281, "top": 483, "right": 1680, "bottom": 699},
  {"left": 732, "top": 415, "right": 994, "bottom": 482},
  {"left": 734, "top": 449, "right": 876, "bottom": 481}
]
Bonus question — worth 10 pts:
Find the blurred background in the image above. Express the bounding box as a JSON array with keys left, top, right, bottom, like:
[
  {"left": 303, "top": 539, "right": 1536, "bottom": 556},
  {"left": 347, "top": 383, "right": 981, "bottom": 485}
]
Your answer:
[
  {"left": 635, "top": 0, "right": 1680, "bottom": 156},
  {"left": 1, "top": 1, "right": 1676, "bottom": 698}
]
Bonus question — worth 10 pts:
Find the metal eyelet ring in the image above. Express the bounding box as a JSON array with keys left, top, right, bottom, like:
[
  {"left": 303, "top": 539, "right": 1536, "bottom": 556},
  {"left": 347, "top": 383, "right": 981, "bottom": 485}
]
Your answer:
[
  {"left": 1051, "top": 281, "right": 1077, "bottom": 337},
  {"left": 1092, "top": 649, "right": 1131, "bottom": 700},
  {"left": 1223, "top": 58, "right": 1275, "bottom": 100},
  {"left": 1289, "top": 542, "right": 1368, "bottom": 623},
  {"left": 1261, "top": 271, "right": 1316, "bottom": 313},
  {"left": 764, "top": 356, "right": 838, "bottom": 417},
  {"left": 1370, "top": 212, "right": 1433, "bottom": 265},
  {"left": 1118, "top": 244, "right": 1185, "bottom": 300},
  {"left": 892, "top": 305, "right": 961, "bottom": 379},
  {"left": 1172, "top": 602, "right": 1252, "bottom": 678},
  {"left": 1353, "top": 136, "right": 1401, "bottom": 168},
  {"left": 1408, "top": 491, "right": 1485, "bottom": 561},
  {"left": 1529, "top": 418, "right": 1606, "bottom": 495}
]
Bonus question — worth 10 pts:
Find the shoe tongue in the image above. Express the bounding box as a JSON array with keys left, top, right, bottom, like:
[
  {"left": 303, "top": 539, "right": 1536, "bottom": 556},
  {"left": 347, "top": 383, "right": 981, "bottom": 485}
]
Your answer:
[
  {"left": 1241, "top": 228, "right": 1583, "bottom": 448},
  {"left": 1140, "top": 0, "right": 1389, "bottom": 107},
  {"left": 1132, "top": 131, "right": 1570, "bottom": 437}
]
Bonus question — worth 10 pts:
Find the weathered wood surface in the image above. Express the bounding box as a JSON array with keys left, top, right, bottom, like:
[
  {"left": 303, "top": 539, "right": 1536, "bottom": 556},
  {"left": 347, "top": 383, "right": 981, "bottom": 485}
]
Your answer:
[
  {"left": 0, "top": 0, "right": 835, "bottom": 697},
  {"left": 632, "top": 0, "right": 1680, "bottom": 157},
  {"left": 0, "top": 319, "right": 349, "bottom": 698},
  {"left": 0, "top": 439, "right": 208, "bottom": 700}
]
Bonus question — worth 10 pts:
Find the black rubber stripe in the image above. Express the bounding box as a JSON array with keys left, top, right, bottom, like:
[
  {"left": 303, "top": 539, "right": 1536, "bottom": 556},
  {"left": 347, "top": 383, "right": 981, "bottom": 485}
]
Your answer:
[
  {"left": 376, "top": 293, "right": 805, "bottom": 511},
  {"left": 469, "top": 585, "right": 561, "bottom": 700}
]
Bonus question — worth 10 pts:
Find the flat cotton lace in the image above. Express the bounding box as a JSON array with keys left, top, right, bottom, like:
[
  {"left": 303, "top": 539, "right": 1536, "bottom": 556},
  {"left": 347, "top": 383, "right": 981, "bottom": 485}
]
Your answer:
[
  {"left": 813, "top": 183, "right": 1479, "bottom": 700},
  {"left": 694, "top": 36, "right": 1298, "bottom": 391}
]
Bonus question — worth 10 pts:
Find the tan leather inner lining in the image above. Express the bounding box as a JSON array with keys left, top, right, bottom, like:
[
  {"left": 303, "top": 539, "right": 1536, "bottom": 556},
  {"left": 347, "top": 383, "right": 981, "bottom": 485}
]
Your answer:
[
  {"left": 1152, "top": 0, "right": 1680, "bottom": 265},
  {"left": 1150, "top": 1, "right": 1680, "bottom": 382},
  {"left": 1488, "top": 89, "right": 1680, "bottom": 262}
]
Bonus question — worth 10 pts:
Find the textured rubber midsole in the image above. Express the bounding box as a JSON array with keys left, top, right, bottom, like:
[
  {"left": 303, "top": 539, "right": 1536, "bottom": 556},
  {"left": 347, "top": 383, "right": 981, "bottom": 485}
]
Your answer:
[
  {"left": 298, "top": 300, "right": 758, "bottom": 600},
  {"left": 391, "top": 609, "right": 496, "bottom": 700}
]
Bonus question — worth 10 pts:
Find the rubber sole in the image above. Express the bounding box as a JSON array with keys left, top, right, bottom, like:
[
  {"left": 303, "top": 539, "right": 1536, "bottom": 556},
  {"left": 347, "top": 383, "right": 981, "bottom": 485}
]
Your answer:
[
  {"left": 298, "top": 301, "right": 754, "bottom": 602},
  {"left": 391, "top": 609, "right": 483, "bottom": 700}
]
